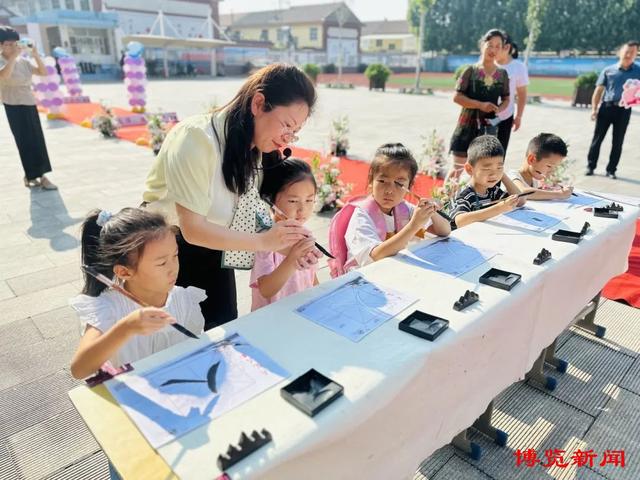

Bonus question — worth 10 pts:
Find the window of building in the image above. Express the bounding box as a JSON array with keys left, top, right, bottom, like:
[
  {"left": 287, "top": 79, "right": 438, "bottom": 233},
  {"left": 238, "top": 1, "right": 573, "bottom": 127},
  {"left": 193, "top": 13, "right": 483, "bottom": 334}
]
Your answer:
[
  {"left": 51, "top": 0, "right": 61, "bottom": 8},
  {"left": 389, "top": 43, "right": 396, "bottom": 50},
  {"left": 69, "top": 27, "right": 111, "bottom": 55},
  {"left": 65, "top": 0, "right": 74, "bottom": 9},
  {"left": 260, "top": 29, "right": 268, "bottom": 41},
  {"left": 376, "top": 39, "right": 382, "bottom": 47},
  {"left": 38, "top": 0, "right": 51, "bottom": 11},
  {"left": 79, "top": 0, "right": 90, "bottom": 11},
  {"left": 309, "top": 27, "right": 318, "bottom": 41}
]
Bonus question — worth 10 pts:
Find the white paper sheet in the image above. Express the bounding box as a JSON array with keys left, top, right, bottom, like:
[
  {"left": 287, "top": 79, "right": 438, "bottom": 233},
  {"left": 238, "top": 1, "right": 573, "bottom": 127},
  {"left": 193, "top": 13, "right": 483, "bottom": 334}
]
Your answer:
[
  {"left": 295, "top": 276, "right": 418, "bottom": 342},
  {"left": 397, "top": 238, "right": 497, "bottom": 276},
  {"left": 106, "top": 333, "right": 288, "bottom": 448}
]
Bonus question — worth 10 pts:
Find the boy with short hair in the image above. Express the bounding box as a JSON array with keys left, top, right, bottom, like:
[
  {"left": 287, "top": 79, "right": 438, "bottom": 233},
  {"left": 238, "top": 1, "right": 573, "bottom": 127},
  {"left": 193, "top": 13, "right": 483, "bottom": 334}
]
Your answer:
[
  {"left": 450, "top": 135, "right": 525, "bottom": 229},
  {"left": 509, "top": 133, "right": 573, "bottom": 200}
]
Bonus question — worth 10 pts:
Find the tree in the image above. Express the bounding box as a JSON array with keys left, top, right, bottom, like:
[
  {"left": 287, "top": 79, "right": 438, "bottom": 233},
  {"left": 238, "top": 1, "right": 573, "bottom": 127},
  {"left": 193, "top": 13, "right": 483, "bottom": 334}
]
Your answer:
[{"left": 523, "top": 0, "right": 548, "bottom": 65}]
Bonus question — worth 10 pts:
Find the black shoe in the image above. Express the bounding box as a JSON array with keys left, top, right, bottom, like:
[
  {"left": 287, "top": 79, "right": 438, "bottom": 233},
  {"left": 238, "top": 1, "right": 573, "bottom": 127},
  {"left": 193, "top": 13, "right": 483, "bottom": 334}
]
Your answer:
[
  {"left": 585, "top": 168, "right": 594, "bottom": 176},
  {"left": 608, "top": 172, "right": 617, "bottom": 180}
]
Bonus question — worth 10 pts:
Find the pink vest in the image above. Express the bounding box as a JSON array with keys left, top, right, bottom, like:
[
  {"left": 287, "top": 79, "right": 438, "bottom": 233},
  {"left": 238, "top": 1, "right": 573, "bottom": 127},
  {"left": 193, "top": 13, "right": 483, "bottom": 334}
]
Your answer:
[{"left": 328, "top": 196, "right": 411, "bottom": 278}]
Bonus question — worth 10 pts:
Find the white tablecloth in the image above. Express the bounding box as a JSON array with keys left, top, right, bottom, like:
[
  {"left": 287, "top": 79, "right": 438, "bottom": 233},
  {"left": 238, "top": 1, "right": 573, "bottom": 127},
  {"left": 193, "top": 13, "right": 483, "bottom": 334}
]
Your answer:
[{"left": 75, "top": 195, "right": 639, "bottom": 480}]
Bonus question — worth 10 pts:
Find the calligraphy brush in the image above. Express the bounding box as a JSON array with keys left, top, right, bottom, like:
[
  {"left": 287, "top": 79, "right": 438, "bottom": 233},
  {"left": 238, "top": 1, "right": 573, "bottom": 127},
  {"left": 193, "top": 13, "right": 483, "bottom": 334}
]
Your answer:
[
  {"left": 479, "top": 190, "right": 535, "bottom": 207},
  {"left": 81, "top": 265, "right": 199, "bottom": 340},
  {"left": 261, "top": 198, "right": 335, "bottom": 259},
  {"left": 393, "top": 181, "right": 453, "bottom": 222}
]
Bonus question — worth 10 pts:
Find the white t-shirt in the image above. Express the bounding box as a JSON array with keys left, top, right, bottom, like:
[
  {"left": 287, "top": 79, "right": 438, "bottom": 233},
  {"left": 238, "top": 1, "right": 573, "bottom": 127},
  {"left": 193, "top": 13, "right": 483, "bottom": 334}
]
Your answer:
[
  {"left": 69, "top": 286, "right": 206, "bottom": 369},
  {"left": 344, "top": 202, "right": 432, "bottom": 269},
  {"left": 508, "top": 169, "right": 540, "bottom": 189},
  {"left": 143, "top": 111, "right": 262, "bottom": 227},
  {"left": 498, "top": 59, "right": 529, "bottom": 121}
]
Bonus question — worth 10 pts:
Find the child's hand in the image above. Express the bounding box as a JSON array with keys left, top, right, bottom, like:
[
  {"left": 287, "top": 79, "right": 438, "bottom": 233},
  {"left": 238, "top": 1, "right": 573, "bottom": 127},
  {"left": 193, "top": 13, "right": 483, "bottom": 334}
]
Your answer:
[
  {"left": 497, "top": 195, "right": 519, "bottom": 213},
  {"left": 557, "top": 186, "right": 573, "bottom": 199},
  {"left": 261, "top": 219, "right": 311, "bottom": 252},
  {"left": 287, "top": 238, "right": 321, "bottom": 270},
  {"left": 410, "top": 199, "right": 437, "bottom": 228},
  {"left": 123, "top": 307, "right": 176, "bottom": 336}
]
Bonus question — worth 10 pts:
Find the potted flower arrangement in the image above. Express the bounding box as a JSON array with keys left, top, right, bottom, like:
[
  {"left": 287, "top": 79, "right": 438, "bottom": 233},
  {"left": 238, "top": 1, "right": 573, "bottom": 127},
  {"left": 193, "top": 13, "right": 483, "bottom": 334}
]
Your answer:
[
  {"left": 329, "top": 115, "right": 350, "bottom": 156},
  {"left": 365, "top": 63, "right": 392, "bottom": 91},
  {"left": 419, "top": 129, "right": 447, "bottom": 178},
  {"left": 92, "top": 104, "right": 118, "bottom": 138},
  {"left": 147, "top": 113, "right": 167, "bottom": 155},
  {"left": 311, "top": 154, "right": 352, "bottom": 213},
  {"left": 431, "top": 176, "right": 468, "bottom": 214}
]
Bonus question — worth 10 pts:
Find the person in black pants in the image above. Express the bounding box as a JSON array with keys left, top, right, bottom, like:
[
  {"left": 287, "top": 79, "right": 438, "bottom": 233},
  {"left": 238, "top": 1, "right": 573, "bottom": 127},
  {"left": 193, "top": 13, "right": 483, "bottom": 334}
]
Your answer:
[
  {"left": 586, "top": 41, "right": 639, "bottom": 179},
  {"left": 0, "top": 26, "right": 57, "bottom": 189}
]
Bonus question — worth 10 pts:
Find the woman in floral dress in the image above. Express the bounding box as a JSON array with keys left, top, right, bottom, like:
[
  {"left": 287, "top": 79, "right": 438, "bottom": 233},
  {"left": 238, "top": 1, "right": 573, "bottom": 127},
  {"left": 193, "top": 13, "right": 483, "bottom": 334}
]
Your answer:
[{"left": 448, "top": 29, "right": 510, "bottom": 178}]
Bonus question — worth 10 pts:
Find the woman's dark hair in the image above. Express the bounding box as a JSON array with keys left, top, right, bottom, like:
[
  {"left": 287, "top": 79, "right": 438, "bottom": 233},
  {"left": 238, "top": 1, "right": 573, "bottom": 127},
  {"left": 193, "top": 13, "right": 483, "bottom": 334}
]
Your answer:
[
  {"left": 260, "top": 158, "right": 316, "bottom": 203},
  {"left": 80, "top": 208, "right": 174, "bottom": 297},
  {"left": 214, "top": 63, "right": 317, "bottom": 196},
  {"left": 0, "top": 26, "right": 20, "bottom": 43},
  {"left": 478, "top": 29, "right": 505, "bottom": 50},
  {"left": 368, "top": 143, "right": 419, "bottom": 187},
  {"left": 501, "top": 31, "right": 519, "bottom": 59}
]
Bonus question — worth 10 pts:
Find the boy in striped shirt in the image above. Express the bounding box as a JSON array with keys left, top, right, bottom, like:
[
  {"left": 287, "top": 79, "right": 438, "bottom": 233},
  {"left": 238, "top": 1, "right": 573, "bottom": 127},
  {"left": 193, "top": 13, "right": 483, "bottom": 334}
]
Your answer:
[{"left": 451, "top": 135, "right": 525, "bottom": 229}]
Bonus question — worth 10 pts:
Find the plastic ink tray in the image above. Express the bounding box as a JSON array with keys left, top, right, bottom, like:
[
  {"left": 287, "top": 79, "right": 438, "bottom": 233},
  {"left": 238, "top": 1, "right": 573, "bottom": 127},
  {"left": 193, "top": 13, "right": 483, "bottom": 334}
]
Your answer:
[
  {"left": 593, "top": 208, "right": 619, "bottom": 219},
  {"left": 479, "top": 268, "right": 522, "bottom": 291},
  {"left": 281, "top": 369, "right": 343, "bottom": 417},
  {"left": 552, "top": 229, "right": 583, "bottom": 244},
  {"left": 398, "top": 310, "right": 449, "bottom": 341}
]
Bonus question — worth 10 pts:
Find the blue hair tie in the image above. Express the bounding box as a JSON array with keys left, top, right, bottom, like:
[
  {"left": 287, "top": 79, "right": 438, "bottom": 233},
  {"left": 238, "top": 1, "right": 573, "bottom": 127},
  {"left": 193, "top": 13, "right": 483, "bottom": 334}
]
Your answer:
[{"left": 96, "top": 210, "right": 112, "bottom": 227}]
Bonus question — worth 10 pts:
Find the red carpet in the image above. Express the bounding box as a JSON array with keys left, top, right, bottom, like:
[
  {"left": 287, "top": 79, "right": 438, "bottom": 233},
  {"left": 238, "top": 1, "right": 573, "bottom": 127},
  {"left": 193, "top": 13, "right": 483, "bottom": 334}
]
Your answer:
[
  {"left": 603, "top": 220, "right": 640, "bottom": 308},
  {"left": 55, "top": 103, "right": 169, "bottom": 145}
]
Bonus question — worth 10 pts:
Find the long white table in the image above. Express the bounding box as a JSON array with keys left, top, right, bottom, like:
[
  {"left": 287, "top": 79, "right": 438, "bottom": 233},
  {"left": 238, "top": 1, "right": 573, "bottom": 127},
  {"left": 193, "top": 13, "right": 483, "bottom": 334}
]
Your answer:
[{"left": 69, "top": 194, "right": 638, "bottom": 480}]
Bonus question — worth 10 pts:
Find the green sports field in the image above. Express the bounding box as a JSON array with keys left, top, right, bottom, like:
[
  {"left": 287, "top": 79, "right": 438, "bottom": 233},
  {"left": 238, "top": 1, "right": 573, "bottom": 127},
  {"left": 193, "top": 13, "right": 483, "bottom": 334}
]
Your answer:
[{"left": 390, "top": 74, "right": 576, "bottom": 98}]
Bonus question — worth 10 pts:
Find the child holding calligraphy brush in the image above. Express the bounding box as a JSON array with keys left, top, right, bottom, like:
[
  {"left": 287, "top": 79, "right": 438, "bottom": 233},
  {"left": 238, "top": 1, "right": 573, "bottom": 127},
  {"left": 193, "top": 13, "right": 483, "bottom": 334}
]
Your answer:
[
  {"left": 328, "top": 143, "right": 451, "bottom": 276},
  {"left": 69, "top": 208, "right": 206, "bottom": 380},
  {"left": 250, "top": 158, "right": 323, "bottom": 311}
]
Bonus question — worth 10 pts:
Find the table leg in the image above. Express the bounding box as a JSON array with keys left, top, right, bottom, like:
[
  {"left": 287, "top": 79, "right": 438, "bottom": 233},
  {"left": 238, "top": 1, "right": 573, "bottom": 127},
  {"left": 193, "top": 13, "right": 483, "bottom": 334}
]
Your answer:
[
  {"left": 543, "top": 338, "right": 569, "bottom": 373},
  {"left": 472, "top": 400, "right": 509, "bottom": 447},
  {"left": 451, "top": 429, "right": 482, "bottom": 460},
  {"left": 451, "top": 401, "right": 508, "bottom": 460},
  {"left": 574, "top": 291, "right": 606, "bottom": 338},
  {"left": 525, "top": 348, "right": 557, "bottom": 391}
]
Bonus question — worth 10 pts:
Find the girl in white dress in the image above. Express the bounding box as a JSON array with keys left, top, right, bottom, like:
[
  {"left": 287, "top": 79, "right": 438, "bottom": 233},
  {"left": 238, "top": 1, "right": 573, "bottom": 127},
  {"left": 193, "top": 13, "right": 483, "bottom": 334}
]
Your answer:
[{"left": 69, "top": 207, "right": 205, "bottom": 380}]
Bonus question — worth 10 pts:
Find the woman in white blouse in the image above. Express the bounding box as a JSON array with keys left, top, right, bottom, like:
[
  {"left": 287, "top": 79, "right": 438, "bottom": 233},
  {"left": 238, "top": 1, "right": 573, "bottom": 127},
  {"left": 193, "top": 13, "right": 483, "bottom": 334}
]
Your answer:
[
  {"left": 143, "top": 64, "right": 321, "bottom": 330},
  {"left": 0, "top": 26, "right": 56, "bottom": 189}
]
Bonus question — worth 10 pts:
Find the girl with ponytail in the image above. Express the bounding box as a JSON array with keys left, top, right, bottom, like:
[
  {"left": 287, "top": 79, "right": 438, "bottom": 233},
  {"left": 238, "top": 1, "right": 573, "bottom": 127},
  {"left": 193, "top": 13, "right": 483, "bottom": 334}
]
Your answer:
[{"left": 69, "top": 207, "right": 206, "bottom": 380}]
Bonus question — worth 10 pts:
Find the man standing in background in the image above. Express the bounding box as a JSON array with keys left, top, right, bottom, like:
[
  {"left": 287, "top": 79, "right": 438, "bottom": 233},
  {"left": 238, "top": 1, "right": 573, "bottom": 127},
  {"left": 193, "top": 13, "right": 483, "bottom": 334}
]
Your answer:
[{"left": 586, "top": 41, "right": 639, "bottom": 179}]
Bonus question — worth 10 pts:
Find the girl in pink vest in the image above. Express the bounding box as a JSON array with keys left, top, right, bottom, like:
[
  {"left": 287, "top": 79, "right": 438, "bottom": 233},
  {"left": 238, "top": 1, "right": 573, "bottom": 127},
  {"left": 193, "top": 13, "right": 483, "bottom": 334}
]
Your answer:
[
  {"left": 250, "top": 158, "right": 321, "bottom": 310},
  {"left": 330, "top": 143, "right": 451, "bottom": 277}
]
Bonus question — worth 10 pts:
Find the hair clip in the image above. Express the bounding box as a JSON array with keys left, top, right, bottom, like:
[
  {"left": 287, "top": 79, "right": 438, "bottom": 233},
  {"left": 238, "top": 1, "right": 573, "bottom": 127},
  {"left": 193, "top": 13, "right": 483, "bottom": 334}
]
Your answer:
[{"left": 96, "top": 210, "right": 112, "bottom": 227}]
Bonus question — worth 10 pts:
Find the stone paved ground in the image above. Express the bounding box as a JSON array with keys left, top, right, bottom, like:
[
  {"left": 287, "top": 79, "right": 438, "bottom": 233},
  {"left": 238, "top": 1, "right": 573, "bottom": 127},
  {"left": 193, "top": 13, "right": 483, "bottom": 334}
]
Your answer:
[{"left": 1, "top": 78, "right": 638, "bottom": 479}]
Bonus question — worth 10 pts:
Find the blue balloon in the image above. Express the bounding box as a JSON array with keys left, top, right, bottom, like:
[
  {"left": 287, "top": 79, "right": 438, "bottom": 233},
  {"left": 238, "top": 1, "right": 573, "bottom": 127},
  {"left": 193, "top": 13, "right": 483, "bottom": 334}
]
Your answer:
[
  {"left": 52, "top": 47, "right": 69, "bottom": 58},
  {"left": 126, "top": 41, "right": 144, "bottom": 58}
]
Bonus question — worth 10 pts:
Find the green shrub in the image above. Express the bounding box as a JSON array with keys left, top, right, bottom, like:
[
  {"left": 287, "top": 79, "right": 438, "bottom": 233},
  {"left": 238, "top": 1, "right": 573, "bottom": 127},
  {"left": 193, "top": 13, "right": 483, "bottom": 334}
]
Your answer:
[
  {"left": 574, "top": 71, "right": 598, "bottom": 89},
  {"left": 303, "top": 63, "right": 320, "bottom": 81},
  {"left": 364, "top": 63, "right": 392, "bottom": 83}
]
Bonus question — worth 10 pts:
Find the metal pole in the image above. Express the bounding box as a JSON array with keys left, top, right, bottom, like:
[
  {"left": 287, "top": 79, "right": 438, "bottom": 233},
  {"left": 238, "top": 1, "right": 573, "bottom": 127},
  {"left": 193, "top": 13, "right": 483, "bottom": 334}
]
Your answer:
[{"left": 414, "top": 5, "right": 425, "bottom": 91}]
